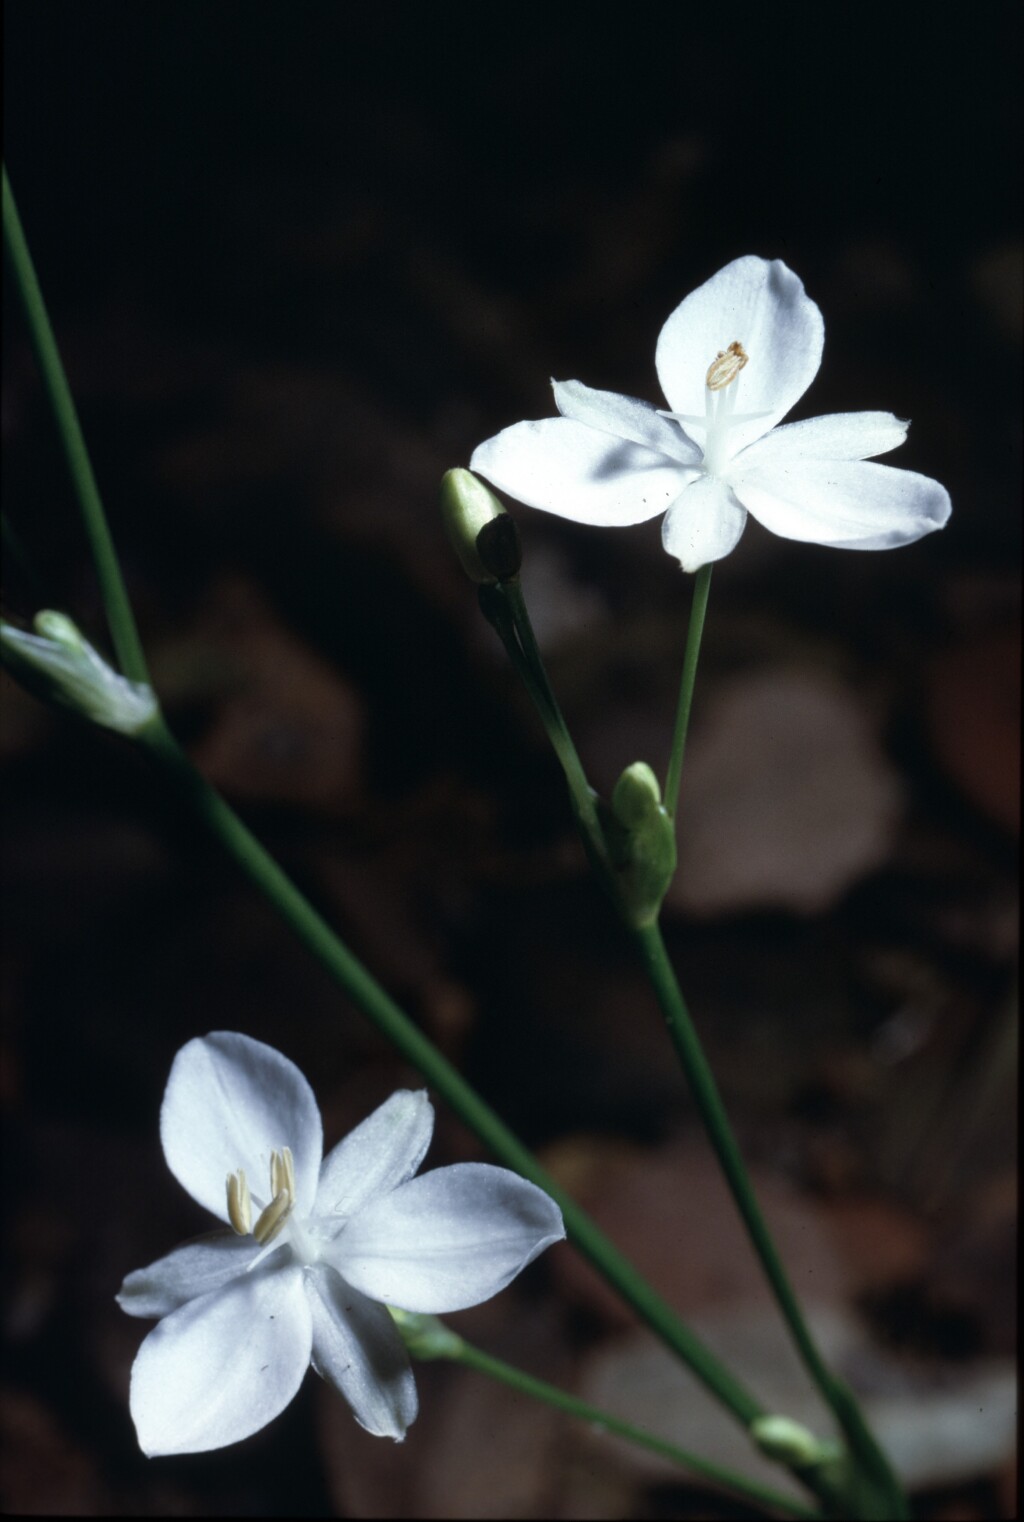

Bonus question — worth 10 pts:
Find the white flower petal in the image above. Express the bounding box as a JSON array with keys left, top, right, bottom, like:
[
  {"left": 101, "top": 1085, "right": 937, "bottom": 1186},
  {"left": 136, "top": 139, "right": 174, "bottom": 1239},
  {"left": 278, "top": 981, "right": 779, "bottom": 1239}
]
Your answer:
[
  {"left": 553, "top": 379, "right": 701, "bottom": 464},
  {"left": 117, "top": 1230, "right": 254, "bottom": 1318},
  {"left": 318, "top": 1089, "right": 434, "bottom": 1220},
  {"left": 128, "top": 1264, "right": 311, "bottom": 1456},
  {"left": 307, "top": 1265, "right": 418, "bottom": 1441},
  {"left": 734, "top": 459, "right": 953, "bottom": 549},
  {"left": 655, "top": 257, "right": 824, "bottom": 455},
  {"left": 330, "top": 1163, "right": 566, "bottom": 1314},
  {"left": 737, "top": 411, "right": 909, "bottom": 466},
  {"left": 160, "top": 1032, "right": 323, "bottom": 1222},
  {"left": 471, "top": 418, "right": 688, "bottom": 527},
  {"left": 661, "top": 476, "right": 749, "bottom": 572}
]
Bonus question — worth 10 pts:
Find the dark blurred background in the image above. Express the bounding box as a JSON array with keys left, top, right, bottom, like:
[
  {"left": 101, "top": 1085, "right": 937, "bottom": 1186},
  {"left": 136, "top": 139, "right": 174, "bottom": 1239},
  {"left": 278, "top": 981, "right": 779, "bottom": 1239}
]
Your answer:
[{"left": 2, "top": 3, "right": 1019, "bottom": 1517}]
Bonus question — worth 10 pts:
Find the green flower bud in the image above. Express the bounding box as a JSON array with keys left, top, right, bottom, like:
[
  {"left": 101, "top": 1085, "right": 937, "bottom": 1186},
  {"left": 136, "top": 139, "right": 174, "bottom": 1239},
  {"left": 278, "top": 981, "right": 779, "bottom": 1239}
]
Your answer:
[
  {"left": 441, "top": 468, "right": 521, "bottom": 584},
  {"left": 750, "top": 1414, "right": 838, "bottom": 1468},
  {"left": 605, "top": 761, "right": 677, "bottom": 926},
  {"left": 611, "top": 760, "right": 663, "bottom": 828},
  {"left": 1, "top": 611, "right": 158, "bottom": 736}
]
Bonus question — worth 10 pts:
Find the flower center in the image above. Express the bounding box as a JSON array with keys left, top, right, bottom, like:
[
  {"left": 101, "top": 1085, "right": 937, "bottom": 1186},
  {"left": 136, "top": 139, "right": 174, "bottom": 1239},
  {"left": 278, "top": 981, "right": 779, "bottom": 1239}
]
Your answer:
[
  {"left": 226, "top": 1147, "right": 321, "bottom": 1267},
  {"left": 705, "top": 340, "right": 748, "bottom": 392},
  {"left": 658, "top": 340, "right": 765, "bottom": 479},
  {"left": 227, "top": 1146, "right": 297, "bottom": 1244},
  {"left": 700, "top": 341, "right": 748, "bottom": 476}
]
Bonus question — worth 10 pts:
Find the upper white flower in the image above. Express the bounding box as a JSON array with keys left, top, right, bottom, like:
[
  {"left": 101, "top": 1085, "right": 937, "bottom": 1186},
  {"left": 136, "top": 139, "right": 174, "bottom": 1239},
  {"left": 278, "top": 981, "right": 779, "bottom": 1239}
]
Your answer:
[
  {"left": 470, "top": 256, "right": 952, "bottom": 572},
  {"left": 117, "top": 1032, "right": 565, "bottom": 1455}
]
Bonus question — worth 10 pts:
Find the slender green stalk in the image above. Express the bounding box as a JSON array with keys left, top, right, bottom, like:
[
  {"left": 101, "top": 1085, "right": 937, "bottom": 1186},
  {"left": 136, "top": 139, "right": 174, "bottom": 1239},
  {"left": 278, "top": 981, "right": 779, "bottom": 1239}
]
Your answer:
[
  {"left": 504, "top": 577, "right": 595, "bottom": 812},
  {"left": 450, "top": 1340, "right": 821, "bottom": 1519},
  {"left": 479, "top": 580, "right": 612, "bottom": 880},
  {"left": 664, "top": 563, "right": 712, "bottom": 817},
  {"left": 2, "top": 166, "right": 150, "bottom": 685},
  {"left": 631, "top": 920, "right": 907, "bottom": 1517},
  {"left": 491, "top": 565, "right": 902, "bottom": 1513}
]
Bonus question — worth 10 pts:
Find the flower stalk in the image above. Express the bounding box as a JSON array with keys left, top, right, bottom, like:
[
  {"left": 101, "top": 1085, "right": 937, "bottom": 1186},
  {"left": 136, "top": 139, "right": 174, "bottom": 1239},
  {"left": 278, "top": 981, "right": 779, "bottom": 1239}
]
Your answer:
[
  {"left": 2, "top": 166, "right": 150, "bottom": 686},
  {"left": 390, "top": 1309, "right": 824, "bottom": 1520},
  {"left": 469, "top": 568, "right": 903, "bottom": 1512},
  {"left": 630, "top": 922, "right": 906, "bottom": 1516},
  {"left": 664, "top": 562, "right": 712, "bottom": 818},
  {"left": 477, "top": 576, "right": 613, "bottom": 884}
]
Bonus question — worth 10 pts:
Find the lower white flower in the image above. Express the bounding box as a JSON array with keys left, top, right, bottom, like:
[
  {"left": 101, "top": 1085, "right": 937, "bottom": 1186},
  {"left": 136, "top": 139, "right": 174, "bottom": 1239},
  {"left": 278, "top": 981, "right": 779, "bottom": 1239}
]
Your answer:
[
  {"left": 117, "top": 1032, "right": 565, "bottom": 1454},
  {"left": 470, "top": 256, "right": 951, "bottom": 572}
]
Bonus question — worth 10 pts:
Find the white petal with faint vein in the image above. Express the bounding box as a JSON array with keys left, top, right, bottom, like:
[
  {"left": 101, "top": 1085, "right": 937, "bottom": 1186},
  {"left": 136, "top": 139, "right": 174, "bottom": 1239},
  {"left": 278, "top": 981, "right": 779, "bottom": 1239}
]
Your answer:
[
  {"left": 318, "top": 1089, "right": 434, "bottom": 1219},
  {"left": 554, "top": 379, "right": 701, "bottom": 463},
  {"left": 471, "top": 418, "right": 687, "bottom": 526},
  {"left": 737, "top": 411, "right": 909, "bottom": 467},
  {"left": 733, "top": 458, "right": 953, "bottom": 549},
  {"left": 117, "top": 1231, "right": 256, "bottom": 1318},
  {"left": 161, "top": 1032, "right": 323, "bottom": 1221},
  {"left": 661, "top": 477, "right": 749, "bottom": 572},
  {"left": 308, "top": 1266, "right": 418, "bottom": 1439},
  {"left": 129, "top": 1264, "right": 311, "bottom": 1456},
  {"left": 331, "top": 1163, "right": 566, "bottom": 1313}
]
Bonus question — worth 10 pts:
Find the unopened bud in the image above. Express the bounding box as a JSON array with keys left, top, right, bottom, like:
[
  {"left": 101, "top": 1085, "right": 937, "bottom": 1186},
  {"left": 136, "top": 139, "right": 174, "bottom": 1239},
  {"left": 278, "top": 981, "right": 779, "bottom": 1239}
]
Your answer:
[
  {"left": 750, "top": 1414, "right": 837, "bottom": 1467},
  {"left": 1, "top": 611, "right": 158, "bottom": 735},
  {"left": 441, "top": 468, "right": 521, "bottom": 584},
  {"left": 605, "top": 761, "right": 676, "bottom": 926},
  {"left": 611, "top": 761, "right": 663, "bottom": 828}
]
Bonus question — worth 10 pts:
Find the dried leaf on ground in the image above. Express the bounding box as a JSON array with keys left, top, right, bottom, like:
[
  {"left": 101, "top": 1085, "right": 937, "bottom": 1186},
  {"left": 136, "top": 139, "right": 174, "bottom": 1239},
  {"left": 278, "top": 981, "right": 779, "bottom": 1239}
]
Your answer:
[{"left": 666, "top": 667, "right": 903, "bottom": 916}]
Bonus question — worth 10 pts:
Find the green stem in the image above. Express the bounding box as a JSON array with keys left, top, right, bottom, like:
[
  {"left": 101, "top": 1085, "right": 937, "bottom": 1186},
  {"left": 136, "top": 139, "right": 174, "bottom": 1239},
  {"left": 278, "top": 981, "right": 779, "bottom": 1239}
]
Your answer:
[
  {"left": 2, "top": 165, "right": 149, "bottom": 685},
  {"left": 479, "top": 569, "right": 900, "bottom": 1511},
  {"left": 479, "top": 579, "right": 612, "bottom": 881},
  {"left": 450, "top": 1339, "right": 820, "bottom": 1519},
  {"left": 664, "top": 563, "right": 712, "bottom": 818},
  {"left": 137, "top": 716, "right": 767, "bottom": 1439},
  {"left": 631, "top": 920, "right": 906, "bottom": 1516}
]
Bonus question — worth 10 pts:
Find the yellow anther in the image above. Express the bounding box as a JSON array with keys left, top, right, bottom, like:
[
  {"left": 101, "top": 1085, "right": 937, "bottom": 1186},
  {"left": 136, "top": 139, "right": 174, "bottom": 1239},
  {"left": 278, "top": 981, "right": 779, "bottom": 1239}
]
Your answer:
[
  {"left": 705, "top": 341, "right": 749, "bottom": 392},
  {"left": 226, "top": 1169, "right": 252, "bottom": 1235},
  {"left": 270, "top": 1146, "right": 296, "bottom": 1200},
  {"left": 252, "top": 1188, "right": 295, "bottom": 1246}
]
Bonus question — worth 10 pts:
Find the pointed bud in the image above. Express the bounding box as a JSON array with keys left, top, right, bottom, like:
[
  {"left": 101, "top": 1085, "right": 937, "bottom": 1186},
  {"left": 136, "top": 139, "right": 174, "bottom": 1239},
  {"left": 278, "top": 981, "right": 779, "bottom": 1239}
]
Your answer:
[
  {"left": 611, "top": 761, "right": 663, "bottom": 828},
  {"left": 750, "top": 1414, "right": 838, "bottom": 1468},
  {"left": 441, "top": 468, "right": 521, "bottom": 584},
  {"left": 1, "top": 612, "right": 158, "bottom": 735},
  {"left": 605, "top": 761, "right": 677, "bottom": 926}
]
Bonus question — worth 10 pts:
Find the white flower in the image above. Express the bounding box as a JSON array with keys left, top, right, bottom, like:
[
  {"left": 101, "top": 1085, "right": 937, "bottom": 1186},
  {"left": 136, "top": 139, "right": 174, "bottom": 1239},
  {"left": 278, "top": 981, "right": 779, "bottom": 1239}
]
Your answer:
[
  {"left": 470, "top": 256, "right": 952, "bottom": 573},
  {"left": 117, "top": 1032, "right": 565, "bottom": 1455}
]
